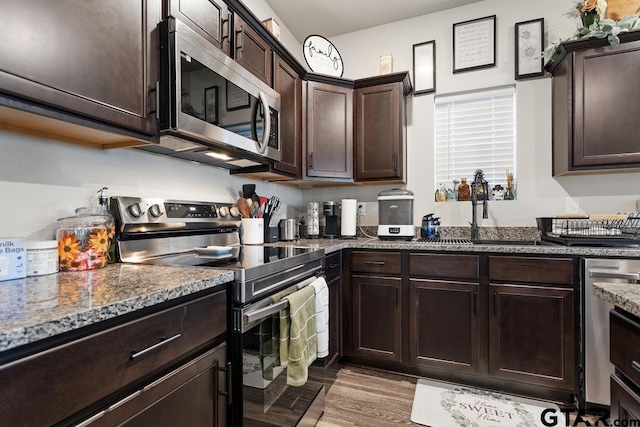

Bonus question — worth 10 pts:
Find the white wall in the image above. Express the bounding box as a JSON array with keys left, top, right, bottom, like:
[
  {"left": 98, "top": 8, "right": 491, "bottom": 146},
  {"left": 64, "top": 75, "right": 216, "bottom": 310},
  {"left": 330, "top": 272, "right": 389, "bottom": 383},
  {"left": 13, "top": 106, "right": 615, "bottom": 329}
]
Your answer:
[
  {"left": 304, "top": 0, "right": 640, "bottom": 227},
  {"left": 0, "top": 131, "right": 303, "bottom": 240}
]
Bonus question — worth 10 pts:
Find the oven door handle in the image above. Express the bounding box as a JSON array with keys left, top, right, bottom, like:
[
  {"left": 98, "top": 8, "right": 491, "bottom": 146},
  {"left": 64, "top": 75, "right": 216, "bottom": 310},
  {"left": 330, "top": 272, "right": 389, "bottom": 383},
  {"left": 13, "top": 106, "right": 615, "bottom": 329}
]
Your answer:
[
  {"left": 245, "top": 299, "right": 289, "bottom": 324},
  {"left": 242, "top": 275, "right": 319, "bottom": 328}
]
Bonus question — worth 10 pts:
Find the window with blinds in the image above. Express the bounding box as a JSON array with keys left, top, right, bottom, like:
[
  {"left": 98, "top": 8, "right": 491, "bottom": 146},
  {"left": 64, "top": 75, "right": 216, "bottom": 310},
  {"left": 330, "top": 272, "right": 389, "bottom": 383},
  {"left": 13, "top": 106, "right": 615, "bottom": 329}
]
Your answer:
[{"left": 434, "top": 86, "right": 516, "bottom": 191}]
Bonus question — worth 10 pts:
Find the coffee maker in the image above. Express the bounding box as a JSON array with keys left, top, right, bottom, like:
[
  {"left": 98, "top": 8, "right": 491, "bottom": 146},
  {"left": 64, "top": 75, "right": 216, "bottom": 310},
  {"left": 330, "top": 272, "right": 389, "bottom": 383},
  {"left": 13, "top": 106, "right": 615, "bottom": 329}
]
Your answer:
[{"left": 323, "top": 201, "right": 340, "bottom": 239}]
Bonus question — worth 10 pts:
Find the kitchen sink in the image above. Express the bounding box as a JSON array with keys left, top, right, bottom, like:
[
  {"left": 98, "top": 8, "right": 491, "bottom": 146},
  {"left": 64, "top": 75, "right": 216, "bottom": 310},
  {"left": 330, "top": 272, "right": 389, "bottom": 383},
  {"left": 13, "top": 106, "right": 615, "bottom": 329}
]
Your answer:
[
  {"left": 471, "top": 239, "right": 550, "bottom": 246},
  {"left": 412, "top": 238, "right": 552, "bottom": 246}
]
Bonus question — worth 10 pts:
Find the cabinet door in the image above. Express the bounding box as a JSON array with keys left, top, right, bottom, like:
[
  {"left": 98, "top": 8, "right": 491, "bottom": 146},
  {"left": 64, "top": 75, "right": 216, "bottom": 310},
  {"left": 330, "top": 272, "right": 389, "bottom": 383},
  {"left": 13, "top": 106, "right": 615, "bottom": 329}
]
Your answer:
[
  {"left": 233, "top": 16, "right": 273, "bottom": 86},
  {"left": 355, "top": 82, "right": 403, "bottom": 181},
  {"left": 167, "top": 0, "right": 231, "bottom": 55},
  {"left": 611, "top": 374, "right": 640, "bottom": 423},
  {"left": 304, "top": 81, "right": 354, "bottom": 179},
  {"left": 87, "top": 343, "right": 228, "bottom": 427},
  {"left": 272, "top": 54, "right": 302, "bottom": 177},
  {"left": 351, "top": 275, "right": 402, "bottom": 362},
  {"left": 488, "top": 284, "right": 575, "bottom": 391},
  {"left": 0, "top": 0, "right": 158, "bottom": 135},
  {"left": 572, "top": 41, "right": 640, "bottom": 168},
  {"left": 409, "top": 279, "right": 479, "bottom": 374}
]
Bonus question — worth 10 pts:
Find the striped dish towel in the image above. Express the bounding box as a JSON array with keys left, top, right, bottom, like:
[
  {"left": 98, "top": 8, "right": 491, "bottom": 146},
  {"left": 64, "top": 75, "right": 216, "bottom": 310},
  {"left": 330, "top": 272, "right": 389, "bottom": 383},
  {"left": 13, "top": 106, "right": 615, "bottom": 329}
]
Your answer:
[
  {"left": 310, "top": 277, "right": 329, "bottom": 358},
  {"left": 279, "top": 285, "right": 317, "bottom": 386}
]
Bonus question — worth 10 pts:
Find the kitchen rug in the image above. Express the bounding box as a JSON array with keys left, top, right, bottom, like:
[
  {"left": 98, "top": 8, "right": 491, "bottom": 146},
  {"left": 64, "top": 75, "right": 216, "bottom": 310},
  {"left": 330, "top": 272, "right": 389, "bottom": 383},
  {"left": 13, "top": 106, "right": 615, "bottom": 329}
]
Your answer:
[{"left": 410, "top": 378, "right": 564, "bottom": 427}]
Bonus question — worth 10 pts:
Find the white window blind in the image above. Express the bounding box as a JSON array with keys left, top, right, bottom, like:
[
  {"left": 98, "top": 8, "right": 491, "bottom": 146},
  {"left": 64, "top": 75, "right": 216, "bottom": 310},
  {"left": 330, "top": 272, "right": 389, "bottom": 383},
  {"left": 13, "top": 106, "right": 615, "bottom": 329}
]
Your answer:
[{"left": 434, "top": 86, "right": 516, "bottom": 189}]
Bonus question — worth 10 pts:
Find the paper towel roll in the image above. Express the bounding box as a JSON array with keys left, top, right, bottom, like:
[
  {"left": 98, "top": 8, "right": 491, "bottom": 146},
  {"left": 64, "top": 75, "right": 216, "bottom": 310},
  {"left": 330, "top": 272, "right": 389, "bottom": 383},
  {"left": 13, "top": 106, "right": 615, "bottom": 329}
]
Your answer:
[{"left": 341, "top": 199, "right": 357, "bottom": 237}]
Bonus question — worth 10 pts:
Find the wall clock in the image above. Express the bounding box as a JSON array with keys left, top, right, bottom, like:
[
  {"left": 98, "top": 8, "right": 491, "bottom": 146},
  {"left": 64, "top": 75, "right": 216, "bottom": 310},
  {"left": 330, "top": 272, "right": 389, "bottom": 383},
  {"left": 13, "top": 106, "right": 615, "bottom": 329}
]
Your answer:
[{"left": 302, "top": 35, "right": 344, "bottom": 77}]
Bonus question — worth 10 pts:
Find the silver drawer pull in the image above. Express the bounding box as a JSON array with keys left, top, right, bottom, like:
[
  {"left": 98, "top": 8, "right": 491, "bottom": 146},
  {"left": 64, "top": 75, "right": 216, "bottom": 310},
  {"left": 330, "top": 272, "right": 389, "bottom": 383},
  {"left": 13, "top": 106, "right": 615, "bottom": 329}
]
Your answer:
[
  {"left": 365, "top": 261, "right": 386, "bottom": 266},
  {"left": 130, "top": 333, "right": 181, "bottom": 361},
  {"left": 632, "top": 360, "right": 640, "bottom": 372},
  {"left": 589, "top": 270, "right": 640, "bottom": 281}
]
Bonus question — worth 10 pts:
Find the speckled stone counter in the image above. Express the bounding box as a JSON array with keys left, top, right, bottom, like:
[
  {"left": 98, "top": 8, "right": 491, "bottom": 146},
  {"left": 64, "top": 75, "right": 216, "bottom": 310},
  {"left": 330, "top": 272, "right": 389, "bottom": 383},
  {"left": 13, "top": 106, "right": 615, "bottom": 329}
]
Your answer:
[
  {"left": 273, "top": 237, "right": 640, "bottom": 258},
  {"left": 0, "top": 264, "right": 234, "bottom": 352},
  {"left": 4, "top": 237, "right": 640, "bottom": 355},
  {"left": 593, "top": 282, "right": 640, "bottom": 317}
]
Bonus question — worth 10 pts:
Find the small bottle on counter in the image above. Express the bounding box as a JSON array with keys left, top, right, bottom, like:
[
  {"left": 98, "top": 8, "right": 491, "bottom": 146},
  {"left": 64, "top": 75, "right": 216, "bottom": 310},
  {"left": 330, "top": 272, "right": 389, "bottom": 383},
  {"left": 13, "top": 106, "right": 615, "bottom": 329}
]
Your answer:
[
  {"left": 26, "top": 240, "right": 58, "bottom": 276},
  {"left": 458, "top": 178, "right": 470, "bottom": 201}
]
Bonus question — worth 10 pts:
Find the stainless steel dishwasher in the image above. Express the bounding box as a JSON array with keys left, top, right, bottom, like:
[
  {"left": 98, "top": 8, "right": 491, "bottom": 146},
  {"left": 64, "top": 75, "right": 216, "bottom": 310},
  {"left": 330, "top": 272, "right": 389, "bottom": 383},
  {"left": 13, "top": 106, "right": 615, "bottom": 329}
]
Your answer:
[{"left": 584, "top": 258, "right": 640, "bottom": 409}]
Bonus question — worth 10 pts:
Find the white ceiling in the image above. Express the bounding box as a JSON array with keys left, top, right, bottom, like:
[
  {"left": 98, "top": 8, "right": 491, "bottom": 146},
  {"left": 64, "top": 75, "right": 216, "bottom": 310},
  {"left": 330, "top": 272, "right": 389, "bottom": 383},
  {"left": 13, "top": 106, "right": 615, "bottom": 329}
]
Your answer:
[{"left": 264, "top": 0, "right": 485, "bottom": 42}]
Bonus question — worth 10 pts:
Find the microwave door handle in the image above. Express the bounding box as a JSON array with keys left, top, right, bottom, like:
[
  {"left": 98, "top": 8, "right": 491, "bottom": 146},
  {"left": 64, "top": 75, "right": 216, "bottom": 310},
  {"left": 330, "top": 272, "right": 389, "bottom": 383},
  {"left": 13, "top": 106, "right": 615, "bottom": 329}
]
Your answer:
[{"left": 253, "top": 91, "right": 270, "bottom": 154}]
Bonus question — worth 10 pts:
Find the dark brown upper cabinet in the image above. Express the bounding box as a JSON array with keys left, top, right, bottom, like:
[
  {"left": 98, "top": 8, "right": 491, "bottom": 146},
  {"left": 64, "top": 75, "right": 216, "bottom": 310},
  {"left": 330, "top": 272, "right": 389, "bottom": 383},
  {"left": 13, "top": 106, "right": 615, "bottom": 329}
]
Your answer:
[
  {"left": 166, "top": 0, "right": 231, "bottom": 56},
  {"left": 303, "top": 76, "right": 354, "bottom": 181},
  {"left": 0, "top": 0, "right": 159, "bottom": 147},
  {"left": 272, "top": 54, "right": 302, "bottom": 178},
  {"left": 546, "top": 32, "right": 640, "bottom": 175},
  {"left": 233, "top": 15, "right": 273, "bottom": 87},
  {"left": 354, "top": 72, "right": 412, "bottom": 183}
]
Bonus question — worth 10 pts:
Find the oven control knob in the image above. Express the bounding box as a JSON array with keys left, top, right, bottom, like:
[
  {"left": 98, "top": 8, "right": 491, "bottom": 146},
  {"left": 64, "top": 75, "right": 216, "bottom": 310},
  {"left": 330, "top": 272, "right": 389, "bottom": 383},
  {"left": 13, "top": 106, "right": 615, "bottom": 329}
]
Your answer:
[
  {"left": 149, "top": 204, "right": 164, "bottom": 218},
  {"left": 128, "top": 202, "right": 145, "bottom": 218}
]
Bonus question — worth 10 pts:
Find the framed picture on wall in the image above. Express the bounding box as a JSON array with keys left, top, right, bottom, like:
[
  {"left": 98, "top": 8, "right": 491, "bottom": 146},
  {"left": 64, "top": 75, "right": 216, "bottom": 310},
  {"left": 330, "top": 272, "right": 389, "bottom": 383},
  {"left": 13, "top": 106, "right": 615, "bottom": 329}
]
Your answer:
[
  {"left": 413, "top": 40, "right": 436, "bottom": 95},
  {"left": 515, "top": 18, "right": 545, "bottom": 80},
  {"left": 204, "top": 86, "right": 218, "bottom": 124},
  {"left": 453, "top": 15, "right": 496, "bottom": 73},
  {"left": 226, "top": 81, "right": 250, "bottom": 110}
]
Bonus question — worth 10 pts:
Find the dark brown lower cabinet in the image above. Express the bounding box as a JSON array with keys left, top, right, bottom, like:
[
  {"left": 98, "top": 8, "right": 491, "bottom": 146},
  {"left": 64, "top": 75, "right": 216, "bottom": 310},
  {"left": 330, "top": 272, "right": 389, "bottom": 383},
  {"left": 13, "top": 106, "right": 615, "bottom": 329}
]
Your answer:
[
  {"left": 346, "top": 251, "right": 578, "bottom": 401},
  {"left": 610, "top": 308, "right": 640, "bottom": 422},
  {"left": 88, "top": 343, "right": 227, "bottom": 427},
  {"left": 351, "top": 274, "right": 402, "bottom": 362},
  {"left": 0, "top": 289, "right": 228, "bottom": 427},
  {"left": 611, "top": 375, "right": 640, "bottom": 423},
  {"left": 488, "top": 284, "right": 575, "bottom": 391},
  {"left": 409, "top": 279, "right": 479, "bottom": 374}
]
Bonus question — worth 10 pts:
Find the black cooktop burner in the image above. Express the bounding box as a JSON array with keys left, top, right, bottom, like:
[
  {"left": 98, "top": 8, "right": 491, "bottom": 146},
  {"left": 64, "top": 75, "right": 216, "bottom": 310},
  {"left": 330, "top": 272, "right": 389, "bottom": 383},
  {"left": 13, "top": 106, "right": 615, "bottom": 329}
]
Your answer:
[{"left": 143, "top": 245, "right": 315, "bottom": 270}]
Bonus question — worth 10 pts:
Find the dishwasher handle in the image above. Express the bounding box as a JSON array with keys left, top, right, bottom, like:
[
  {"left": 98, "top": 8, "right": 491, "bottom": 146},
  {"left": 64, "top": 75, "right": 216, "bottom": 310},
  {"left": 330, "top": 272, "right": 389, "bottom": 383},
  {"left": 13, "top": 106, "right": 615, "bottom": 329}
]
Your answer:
[{"left": 589, "top": 269, "right": 640, "bottom": 281}]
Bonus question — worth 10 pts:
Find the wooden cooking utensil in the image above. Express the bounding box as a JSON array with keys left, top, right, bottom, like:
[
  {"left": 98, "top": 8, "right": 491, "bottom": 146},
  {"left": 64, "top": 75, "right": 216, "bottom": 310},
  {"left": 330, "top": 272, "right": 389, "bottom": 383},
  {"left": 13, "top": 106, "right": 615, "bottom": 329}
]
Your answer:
[{"left": 237, "top": 191, "right": 251, "bottom": 218}]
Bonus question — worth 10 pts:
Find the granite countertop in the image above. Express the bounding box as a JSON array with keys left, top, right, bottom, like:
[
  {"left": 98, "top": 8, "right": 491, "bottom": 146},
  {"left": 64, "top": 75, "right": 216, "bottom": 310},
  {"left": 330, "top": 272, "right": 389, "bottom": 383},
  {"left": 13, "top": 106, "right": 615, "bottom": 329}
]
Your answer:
[
  {"left": 276, "top": 237, "right": 640, "bottom": 258},
  {"left": 0, "top": 264, "right": 234, "bottom": 352},
  {"left": 593, "top": 282, "right": 640, "bottom": 317},
  {"left": 3, "top": 237, "right": 640, "bottom": 355}
]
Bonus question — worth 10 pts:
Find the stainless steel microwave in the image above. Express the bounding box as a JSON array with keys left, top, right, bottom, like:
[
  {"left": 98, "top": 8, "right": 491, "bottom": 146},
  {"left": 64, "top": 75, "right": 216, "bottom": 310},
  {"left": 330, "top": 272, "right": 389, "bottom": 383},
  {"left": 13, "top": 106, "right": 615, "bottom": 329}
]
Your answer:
[{"left": 156, "top": 18, "right": 280, "bottom": 167}]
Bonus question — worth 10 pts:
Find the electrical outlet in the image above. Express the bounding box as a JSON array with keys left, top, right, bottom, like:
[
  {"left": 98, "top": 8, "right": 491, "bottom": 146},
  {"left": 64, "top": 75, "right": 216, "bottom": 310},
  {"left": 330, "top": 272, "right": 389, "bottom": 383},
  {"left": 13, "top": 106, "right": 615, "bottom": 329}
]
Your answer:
[
  {"left": 357, "top": 202, "right": 366, "bottom": 216},
  {"left": 565, "top": 197, "right": 580, "bottom": 214}
]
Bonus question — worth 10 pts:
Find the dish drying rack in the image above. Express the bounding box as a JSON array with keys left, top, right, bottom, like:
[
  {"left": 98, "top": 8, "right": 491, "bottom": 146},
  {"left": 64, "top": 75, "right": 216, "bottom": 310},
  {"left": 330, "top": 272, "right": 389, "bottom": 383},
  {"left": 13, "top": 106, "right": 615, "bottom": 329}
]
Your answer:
[{"left": 536, "top": 214, "right": 640, "bottom": 246}]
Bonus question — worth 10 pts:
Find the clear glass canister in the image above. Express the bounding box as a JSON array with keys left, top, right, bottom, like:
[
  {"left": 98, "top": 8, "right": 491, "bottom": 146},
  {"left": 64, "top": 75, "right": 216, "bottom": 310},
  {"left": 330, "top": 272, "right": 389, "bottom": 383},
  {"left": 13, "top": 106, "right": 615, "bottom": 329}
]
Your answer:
[
  {"left": 26, "top": 240, "right": 58, "bottom": 276},
  {"left": 56, "top": 209, "right": 109, "bottom": 272}
]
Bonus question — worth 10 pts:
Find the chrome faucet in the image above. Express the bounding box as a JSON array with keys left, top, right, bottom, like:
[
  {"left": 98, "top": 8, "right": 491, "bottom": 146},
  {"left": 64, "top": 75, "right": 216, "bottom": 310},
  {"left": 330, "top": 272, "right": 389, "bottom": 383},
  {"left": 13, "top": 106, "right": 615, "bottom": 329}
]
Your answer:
[{"left": 470, "top": 169, "right": 489, "bottom": 240}]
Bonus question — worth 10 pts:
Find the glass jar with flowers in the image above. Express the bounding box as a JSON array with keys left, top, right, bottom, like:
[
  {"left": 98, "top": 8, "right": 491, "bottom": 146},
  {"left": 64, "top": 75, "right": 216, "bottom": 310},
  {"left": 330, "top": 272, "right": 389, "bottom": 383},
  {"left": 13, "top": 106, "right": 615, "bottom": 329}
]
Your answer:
[{"left": 574, "top": 0, "right": 608, "bottom": 28}]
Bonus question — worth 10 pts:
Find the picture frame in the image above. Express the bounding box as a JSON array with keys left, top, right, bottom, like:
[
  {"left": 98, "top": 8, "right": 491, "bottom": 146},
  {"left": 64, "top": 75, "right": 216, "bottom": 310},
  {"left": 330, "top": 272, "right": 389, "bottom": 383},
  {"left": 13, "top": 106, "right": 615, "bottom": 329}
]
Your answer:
[
  {"left": 204, "top": 86, "right": 218, "bottom": 124},
  {"left": 515, "top": 18, "right": 545, "bottom": 80},
  {"left": 413, "top": 40, "right": 436, "bottom": 95},
  {"left": 453, "top": 15, "right": 496, "bottom": 73},
  {"left": 226, "top": 81, "right": 250, "bottom": 111}
]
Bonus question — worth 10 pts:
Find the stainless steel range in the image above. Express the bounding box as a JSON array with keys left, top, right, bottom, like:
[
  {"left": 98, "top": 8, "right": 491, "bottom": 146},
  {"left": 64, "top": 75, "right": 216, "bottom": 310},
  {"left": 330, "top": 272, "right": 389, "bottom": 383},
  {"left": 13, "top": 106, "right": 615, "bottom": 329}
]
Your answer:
[{"left": 110, "top": 196, "right": 326, "bottom": 426}]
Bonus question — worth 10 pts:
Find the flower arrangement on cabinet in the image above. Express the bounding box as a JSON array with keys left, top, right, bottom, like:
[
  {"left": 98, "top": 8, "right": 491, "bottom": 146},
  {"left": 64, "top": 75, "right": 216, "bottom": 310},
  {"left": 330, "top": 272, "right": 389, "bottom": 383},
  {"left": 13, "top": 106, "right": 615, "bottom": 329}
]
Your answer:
[{"left": 544, "top": 0, "right": 640, "bottom": 58}]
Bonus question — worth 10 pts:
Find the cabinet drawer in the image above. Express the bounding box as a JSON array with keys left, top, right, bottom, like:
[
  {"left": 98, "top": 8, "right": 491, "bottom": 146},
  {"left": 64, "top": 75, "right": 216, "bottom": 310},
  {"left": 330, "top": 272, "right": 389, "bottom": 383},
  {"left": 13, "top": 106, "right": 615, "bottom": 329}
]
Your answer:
[
  {"left": 611, "top": 374, "right": 640, "bottom": 422},
  {"left": 409, "top": 253, "right": 479, "bottom": 280},
  {"left": 488, "top": 256, "right": 575, "bottom": 285},
  {"left": 352, "top": 251, "right": 401, "bottom": 275},
  {"left": 611, "top": 310, "right": 640, "bottom": 388},
  {"left": 325, "top": 252, "right": 342, "bottom": 283},
  {"left": 0, "top": 289, "right": 227, "bottom": 427}
]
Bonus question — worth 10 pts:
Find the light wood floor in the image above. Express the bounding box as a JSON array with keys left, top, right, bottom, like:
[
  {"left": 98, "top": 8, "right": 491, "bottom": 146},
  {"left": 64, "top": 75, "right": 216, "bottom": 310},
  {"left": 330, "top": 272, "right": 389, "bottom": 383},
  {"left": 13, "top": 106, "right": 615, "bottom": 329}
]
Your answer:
[{"left": 317, "top": 363, "right": 604, "bottom": 426}]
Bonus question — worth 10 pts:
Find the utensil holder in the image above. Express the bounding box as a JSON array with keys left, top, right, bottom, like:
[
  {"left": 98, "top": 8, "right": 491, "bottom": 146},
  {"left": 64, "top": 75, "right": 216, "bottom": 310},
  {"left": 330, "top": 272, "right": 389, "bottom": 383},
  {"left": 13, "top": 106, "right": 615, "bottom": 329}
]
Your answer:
[{"left": 240, "top": 218, "right": 264, "bottom": 245}]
